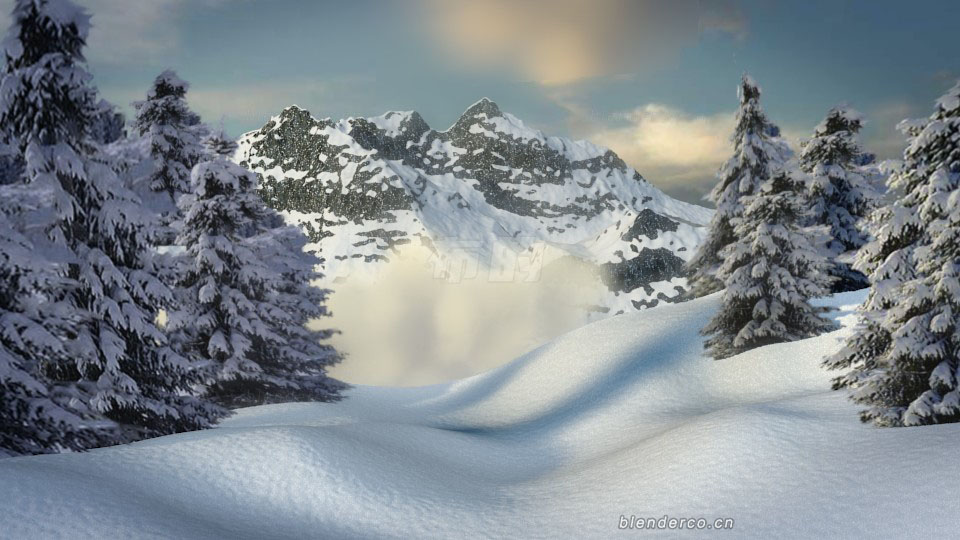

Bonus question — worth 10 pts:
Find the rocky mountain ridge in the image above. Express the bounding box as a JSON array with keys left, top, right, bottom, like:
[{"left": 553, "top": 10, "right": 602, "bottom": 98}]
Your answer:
[{"left": 235, "top": 98, "right": 712, "bottom": 314}]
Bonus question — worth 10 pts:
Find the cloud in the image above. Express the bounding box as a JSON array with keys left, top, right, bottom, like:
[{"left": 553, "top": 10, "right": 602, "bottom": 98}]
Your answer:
[
  {"left": 860, "top": 101, "right": 915, "bottom": 160},
  {"left": 322, "top": 245, "right": 604, "bottom": 387},
  {"left": 553, "top": 96, "right": 735, "bottom": 203},
  {"left": 99, "top": 78, "right": 329, "bottom": 137},
  {"left": 573, "top": 100, "right": 912, "bottom": 205},
  {"left": 0, "top": 0, "right": 245, "bottom": 65},
  {"left": 187, "top": 80, "right": 329, "bottom": 125},
  {"left": 425, "top": 0, "right": 746, "bottom": 86},
  {"left": 595, "top": 104, "right": 735, "bottom": 169},
  {"left": 80, "top": 0, "right": 186, "bottom": 64}
]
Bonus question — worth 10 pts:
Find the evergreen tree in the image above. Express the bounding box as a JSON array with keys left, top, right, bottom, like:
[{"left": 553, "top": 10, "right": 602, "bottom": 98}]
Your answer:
[
  {"left": 240, "top": 217, "right": 347, "bottom": 406},
  {"left": 0, "top": 203, "right": 105, "bottom": 456},
  {"left": 203, "top": 126, "right": 238, "bottom": 159},
  {"left": 799, "top": 107, "right": 882, "bottom": 292},
  {"left": 820, "top": 180, "right": 918, "bottom": 392},
  {"left": 828, "top": 82, "right": 960, "bottom": 427},
  {"left": 0, "top": 0, "right": 225, "bottom": 445},
  {"left": 702, "top": 168, "right": 836, "bottom": 359},
  {"left": 132, "top": 70, "right": 206, "bottom": 237},
  {"left": 90, "top": 99, "right": 125, "bottom": 145},
  {"left": 169, "top": 157, "right": 347, "bottom": 408},
  {"left": 686, "top": 75, "right": 793, "bottom": 298},
  {"left": 0, "top": 141, "right": 21, "bottom": 185}
]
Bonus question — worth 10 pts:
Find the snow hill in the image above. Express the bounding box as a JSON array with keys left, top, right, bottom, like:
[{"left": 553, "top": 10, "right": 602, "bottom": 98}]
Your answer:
[
  {"left": 235, "top": 99, "right": 712, "bottom": 314},
  {"left": 2, "top": 290, "right": 957, "bottom": 539}
]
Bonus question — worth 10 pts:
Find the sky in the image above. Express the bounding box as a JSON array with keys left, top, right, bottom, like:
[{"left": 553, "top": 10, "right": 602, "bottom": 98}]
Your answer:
[{"left": 3, "top": 0, "right": 958, "bottom": 204}]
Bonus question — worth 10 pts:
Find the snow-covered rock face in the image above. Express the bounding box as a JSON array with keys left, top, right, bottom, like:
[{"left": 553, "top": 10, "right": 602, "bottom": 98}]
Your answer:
[{"left": 236, "top": 98, "right": 712, "bottom": 314}]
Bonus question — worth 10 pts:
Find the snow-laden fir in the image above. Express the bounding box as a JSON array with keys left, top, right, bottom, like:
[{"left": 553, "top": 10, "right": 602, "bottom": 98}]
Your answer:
[
  {"left": 685, "top": 75, "right": 793, "bottom": 298},
  {"left": 167, "top": 157, "right": 345, "bottom": 409},
  {"left": 798, "top": 107, "right": 883, "bottom": 292},
  {"left": 130, "top": 69, "right": 207, "bottom": 244},
  {"left": 703, "top": 170, "right": 836, "bottom": 359},
  {"left": 827, "top": 81, "right": 960, "bottom": 426},
  {"left": 0, "top": 0, "right": 222, "bottom": 448},
  {"left": 1, "top": 290, "right": 958, "bottom": 538}
]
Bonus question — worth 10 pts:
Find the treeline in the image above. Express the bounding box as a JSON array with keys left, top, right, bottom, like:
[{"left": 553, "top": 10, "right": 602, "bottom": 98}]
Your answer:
[
  {"left": 0, "top": 0, "right": 345, "bottom": 457},
  {"left": 687, "top": 75, "right": 960, "bottom": 428}
]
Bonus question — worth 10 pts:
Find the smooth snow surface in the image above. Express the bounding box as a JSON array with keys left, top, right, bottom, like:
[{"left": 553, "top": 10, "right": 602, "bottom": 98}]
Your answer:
[{"left": 2, "top": 290, "right": 958, "bottom": 539}]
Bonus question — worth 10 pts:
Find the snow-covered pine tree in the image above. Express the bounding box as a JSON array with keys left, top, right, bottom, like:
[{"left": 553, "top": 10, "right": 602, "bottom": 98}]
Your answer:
[
  {"left": 132, "top": 70, "right": 206, "bottom": 240},
  {"left": 0, "top": 0, "right": 226, "bottom": 444},
  {"left": 0, "top": 203, "right": 104, "bottom": 456},
  {"left": 799, "top": 107, "right": 882, "bottom": 292},
  {"left": 240, "top": 216, "right": 347, "bottom": 406},
  {"left": 0, "top": 140, "right": 21, "bottom": 185},
  {"left": 820, "top": 166, "right": 916, "bottom": 392},
  {"left": 90, "top": 99, "right": 125, "bottom": 145},
  {"left": 702, "top": 166, "right": 837, "bottom": 359},
  {"left": 169, "top": 156, "right": 347, "bottom": 408},
  {"left": 686, "top": 75, "right": 793, "bottom": 298},
  {"left": 203, "top": 126, "right": 238, "bottom": 159},
  {"left": 829, "top": 81, "right": 960, "bottom": 427}
]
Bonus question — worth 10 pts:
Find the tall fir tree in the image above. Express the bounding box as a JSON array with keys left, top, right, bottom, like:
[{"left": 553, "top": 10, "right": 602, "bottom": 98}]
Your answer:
[
  {"left": 241, "top": 217, "right": 347, "bottom": 407},
  {"left": 0, "top": 0, "right": 226, "bottom": 445},
  {"left": 799, "top": 107, "right": 882, "bottom": 292},
  {"left": 0, "top": 201, "right": 108, "bottom": 456},
  {"left": 827, "top": 82, "right": 960, "bottom": 427},
  {"left": 132, "top": 70, "right": 206, "bottom": 241},
  {"left": 169, "top": 156, "right": 347, "bottom": 408},
  {"left": 686, "top": 75, "right": 793, "bottom": 298},
  {"left": 702, "top": 167, "right": 837, "bottom": 359}
]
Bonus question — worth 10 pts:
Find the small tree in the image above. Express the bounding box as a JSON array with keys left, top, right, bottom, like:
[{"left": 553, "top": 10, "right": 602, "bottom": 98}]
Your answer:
[
  {"left": 133, "top": 70, "right": 206, "bottom": 240},
  {"left": 702, "top": 167, "right": 836, "bottom": 359},
  {"left": 686, "top": 75, "right": 793, "bottom": 298},
  {"left": 0, "top": 0, "right": 225, "bottom": 445},
  {"left": 203, "top": 126, "right": 238, "bottom": 159},
  {"left": 799, "top": 107, "right": 882, "bottom": 292},
  {"left": 828, "top": 82, "right": 960, "bottom": 427}
]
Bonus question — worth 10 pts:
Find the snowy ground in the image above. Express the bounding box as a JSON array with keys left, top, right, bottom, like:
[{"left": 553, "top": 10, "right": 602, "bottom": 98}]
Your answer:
[{"left": 1, "top": 290, "right": 958, "bottom": 539}]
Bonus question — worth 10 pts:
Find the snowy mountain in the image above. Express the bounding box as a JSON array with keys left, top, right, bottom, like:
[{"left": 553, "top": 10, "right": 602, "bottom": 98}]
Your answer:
[
  {"left": 2, "top": 290, "right": 957, "bottom": 539},
  {"left": 235, "top": 98, "right": 712, "bottom": 314}
]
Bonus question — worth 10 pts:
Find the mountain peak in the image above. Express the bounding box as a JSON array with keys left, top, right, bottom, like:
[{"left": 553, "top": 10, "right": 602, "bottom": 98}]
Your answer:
[
  {"left": 280, "top": 104, "right": 309, "bottom": 115},
  {"left": 447, "top": 98, "right": 503, "bottom": 134},
  {"left": 274, "top": 104, "right": 318, "bottom": 126},
  {"left": 371, "top": 110, "right": 430, "bottom": 134},
  {"left": 461, "top": 97, "right": 502, "bottom": 119}
]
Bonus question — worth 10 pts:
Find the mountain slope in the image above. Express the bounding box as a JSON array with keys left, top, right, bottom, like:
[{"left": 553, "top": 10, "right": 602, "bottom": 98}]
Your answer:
[
  {"left": 1, "top": 290, "right": 958, "bottom": 539},
  {"left": 236, "top": 99, "right": 712, "bottom": 313}
]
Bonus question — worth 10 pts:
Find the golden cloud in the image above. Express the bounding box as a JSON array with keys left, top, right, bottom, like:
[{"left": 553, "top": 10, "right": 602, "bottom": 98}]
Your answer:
[{"left": 426, "top": 0, "right": 746, "bottom": 86}]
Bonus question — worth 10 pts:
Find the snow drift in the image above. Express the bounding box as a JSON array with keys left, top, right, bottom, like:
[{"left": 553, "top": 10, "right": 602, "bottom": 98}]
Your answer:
[{"left": 1, "top": 290, "right": 958, "bottom": 539}]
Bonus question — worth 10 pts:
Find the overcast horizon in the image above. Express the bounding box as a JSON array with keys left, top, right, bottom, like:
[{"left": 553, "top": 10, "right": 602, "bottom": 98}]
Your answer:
[{"left": 3, "top": 0, "right": 958, "bottom": 204}]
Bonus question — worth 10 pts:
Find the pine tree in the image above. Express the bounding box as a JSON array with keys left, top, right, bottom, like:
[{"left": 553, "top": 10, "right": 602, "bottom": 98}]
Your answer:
[
  {"left": 132, "top": 70, "right": 206, "bottom": 237},
  {"left": 0, "top": 202, "right": 106, "bottom": 456},
  {"left": 686, "top": 75, "right": 793, "bottom": 298},
  {"left": 167, "top": 158, "right": 275, "bottom": 405},
  {"left": 799, "top": 107, "right": 882, "bottom": 292},
  {"left": 702, "top": 167, "right": 837, "bottom": 359},
  {"left": 820, "top": 165, "right": 917, "bottom": 392},
  {"left": 203, "top": 126, "right": 238, "bottom": 159},
  {"left": 0, "top": 141, "right": 21, "bottom": 185},
  {"left": 0, "top": 0, "right": 226, "bottom": 445},
  {"left": 828, "top": 82, "right": 960, "bottom": 427},
  {"left": 169, "top": 156, "right": 347, "bottom": 408},
  {"left": 241, "top": 217, "right": 347, "bottom": 406}
]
